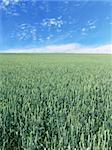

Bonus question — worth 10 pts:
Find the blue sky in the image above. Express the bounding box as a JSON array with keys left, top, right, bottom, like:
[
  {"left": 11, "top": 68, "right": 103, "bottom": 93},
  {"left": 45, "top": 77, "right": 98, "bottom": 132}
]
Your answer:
[{"left": 0, "top": 0, "right": 112, "bottom": 53}]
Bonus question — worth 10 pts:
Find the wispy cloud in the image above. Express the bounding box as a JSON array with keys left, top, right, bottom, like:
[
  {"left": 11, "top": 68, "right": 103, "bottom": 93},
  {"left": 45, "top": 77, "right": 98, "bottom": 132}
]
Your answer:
[
  {"left": 42, "top": 18, "right": 63, "bottom": 28},
  {"left": 87, "top": 19, "right": 97, "bottom": 30},
  {"left": 2, "top": 0, "right": 19, "bottom": 6},
  {"left": 3, "top": 43, "right": 112, "bottom": 54},
  {"left": 90, "top": 25, "right": 96, "bottom": 29},
  {"left": 81, "top": 28, "right": 86, "bottom": 32},
  {"left": 88, "top": 19, "right": 97, "bottom": 26},
  {"left": 11, "top": 23, "right": 38, "bottom": 41}
]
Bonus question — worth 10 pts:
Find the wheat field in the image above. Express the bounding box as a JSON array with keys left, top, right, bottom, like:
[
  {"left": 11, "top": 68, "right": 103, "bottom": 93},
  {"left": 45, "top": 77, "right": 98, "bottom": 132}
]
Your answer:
[{"left": 0, "top": 54, "right": 112, "bottom": 150}]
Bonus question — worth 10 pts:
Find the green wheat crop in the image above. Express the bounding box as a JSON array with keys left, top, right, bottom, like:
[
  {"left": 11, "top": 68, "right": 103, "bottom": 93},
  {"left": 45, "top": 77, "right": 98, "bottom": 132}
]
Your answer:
[{"left": 0, "top": 54, "right": 112, "bottom": 150}]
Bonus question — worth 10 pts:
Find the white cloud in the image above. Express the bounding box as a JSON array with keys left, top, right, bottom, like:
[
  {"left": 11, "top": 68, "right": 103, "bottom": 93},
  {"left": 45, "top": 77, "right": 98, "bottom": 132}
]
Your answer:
[
  {"left": 81, "top": 28, "right": 88, "bottom": 36},
  {"left": 78, "top": 44, "right": 112, "bottom": 54},
  {"left": 46, "top": 35, "right": 53, "bottom": 40},
  {"left": 87, "top": 19, "right": 97, "bottom": 30},
  {"left": 42, "top": 18, "right": 63, "bottom": 28},
  {"left": 81, "top": 28, "right": 86, "bottom": 32},
  {"left": 90, "top": 25, "right": 96, "bottom": 29},
  {"left": 2, "top": 0, "right": 19, "bottom": 6},
  {"left": 88, "top": 19, "right": 97, "bottom": 26},
  {"left": 2, "top": 0, "right": 9, "bottom": 6},
  {"left": 11, "top": 23, "right": 38, "bottom": 41},
  {"left": 3, "top": 43, "right": 112, "bottom": 54}
]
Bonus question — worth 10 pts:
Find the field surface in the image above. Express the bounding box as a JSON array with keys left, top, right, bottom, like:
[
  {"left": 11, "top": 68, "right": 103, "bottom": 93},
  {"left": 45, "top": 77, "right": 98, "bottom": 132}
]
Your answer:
[{"left": 0, "top": 54, "right": 112, "bottom": 150}]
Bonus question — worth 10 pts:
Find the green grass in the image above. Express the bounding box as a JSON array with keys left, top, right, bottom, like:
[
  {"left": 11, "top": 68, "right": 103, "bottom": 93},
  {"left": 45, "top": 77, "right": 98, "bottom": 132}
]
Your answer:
[{"left": 0, "top": 54, "right": 112, "bottom": 150}]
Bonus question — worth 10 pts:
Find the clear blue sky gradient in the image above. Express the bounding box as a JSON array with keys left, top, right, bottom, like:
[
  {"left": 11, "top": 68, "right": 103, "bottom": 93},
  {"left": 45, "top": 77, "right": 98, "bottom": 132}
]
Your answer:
[{"left": 0, "top": 0, "right": 112, "bottom": 51}]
